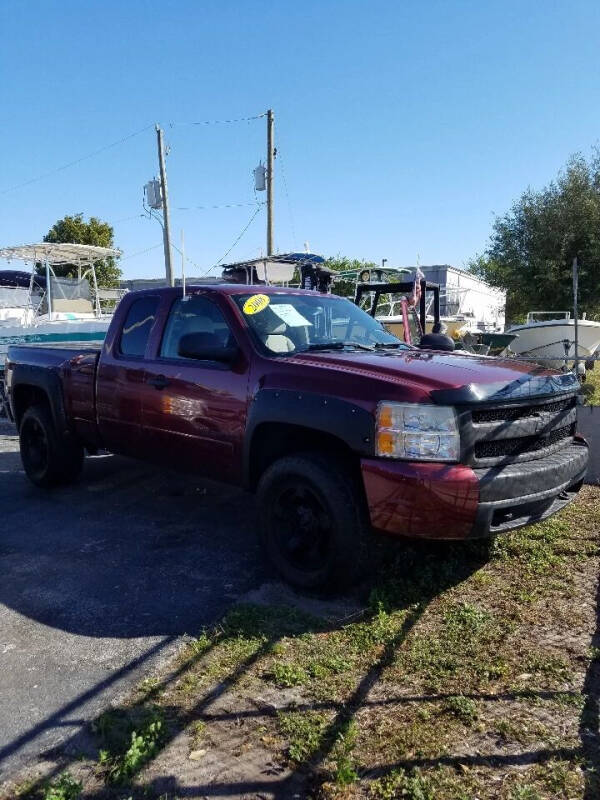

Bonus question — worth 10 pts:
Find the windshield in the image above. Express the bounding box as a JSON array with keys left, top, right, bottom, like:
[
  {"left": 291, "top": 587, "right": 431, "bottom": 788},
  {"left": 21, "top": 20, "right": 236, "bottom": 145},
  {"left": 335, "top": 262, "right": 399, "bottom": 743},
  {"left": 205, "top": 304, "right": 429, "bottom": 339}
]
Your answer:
[{"left": 232, "top": 291, "right": 410, "bottom": 356}]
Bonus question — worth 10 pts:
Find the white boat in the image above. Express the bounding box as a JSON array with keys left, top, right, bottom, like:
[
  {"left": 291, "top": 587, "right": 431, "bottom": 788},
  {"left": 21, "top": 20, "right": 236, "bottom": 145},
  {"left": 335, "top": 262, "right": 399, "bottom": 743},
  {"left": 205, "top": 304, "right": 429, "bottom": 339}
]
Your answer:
[
  {"left": 507, "top": 311, "right": 600, "bottom": 367},
  {"left": 375, "top": 297, "right": 471, "bottom": 339},
  {"left": 0, "top": 243, "right": 123, "bottom": 370}
]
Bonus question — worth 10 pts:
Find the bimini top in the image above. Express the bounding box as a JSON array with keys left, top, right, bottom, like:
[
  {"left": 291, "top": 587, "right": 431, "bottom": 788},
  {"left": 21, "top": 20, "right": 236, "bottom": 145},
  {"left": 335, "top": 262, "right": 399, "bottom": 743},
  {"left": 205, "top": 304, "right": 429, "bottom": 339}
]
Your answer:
[{"left": 0, "top": 243, "right": 121, "bottom": 266}]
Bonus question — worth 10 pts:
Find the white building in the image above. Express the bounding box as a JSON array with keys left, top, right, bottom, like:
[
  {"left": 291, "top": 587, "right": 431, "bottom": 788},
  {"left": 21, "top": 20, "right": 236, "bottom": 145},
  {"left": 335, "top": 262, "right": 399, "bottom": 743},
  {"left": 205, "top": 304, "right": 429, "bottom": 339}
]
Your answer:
[{"left": 416, "top": 264, "right": 506, "bottom": 331}]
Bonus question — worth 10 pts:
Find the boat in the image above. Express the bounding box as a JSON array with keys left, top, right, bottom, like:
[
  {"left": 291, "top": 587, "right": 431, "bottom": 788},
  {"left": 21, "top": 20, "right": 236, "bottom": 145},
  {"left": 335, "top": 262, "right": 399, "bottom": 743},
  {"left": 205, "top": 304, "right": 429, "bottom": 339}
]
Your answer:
[
  {"left": 0, "top": 243, "right": 123, "bottom": 410},
  {"left": 506, "top": 311, "right": 600, "bottom": 367}
]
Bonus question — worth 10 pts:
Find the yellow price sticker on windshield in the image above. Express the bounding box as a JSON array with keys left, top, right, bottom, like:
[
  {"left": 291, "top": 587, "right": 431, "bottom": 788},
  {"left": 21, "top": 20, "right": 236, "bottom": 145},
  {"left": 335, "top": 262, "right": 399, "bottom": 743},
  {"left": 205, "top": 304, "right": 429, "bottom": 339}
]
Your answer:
[{"left": 243, "top": 294, "right": 270, "bottom": 315}]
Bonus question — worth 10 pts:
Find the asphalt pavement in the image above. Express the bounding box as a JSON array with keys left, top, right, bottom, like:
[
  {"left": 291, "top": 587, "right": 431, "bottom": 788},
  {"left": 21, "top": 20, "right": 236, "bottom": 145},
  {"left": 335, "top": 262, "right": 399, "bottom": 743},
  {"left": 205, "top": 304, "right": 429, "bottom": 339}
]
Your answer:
[{"left": 0, "top": 423, "right": 267, "bottom": 784}]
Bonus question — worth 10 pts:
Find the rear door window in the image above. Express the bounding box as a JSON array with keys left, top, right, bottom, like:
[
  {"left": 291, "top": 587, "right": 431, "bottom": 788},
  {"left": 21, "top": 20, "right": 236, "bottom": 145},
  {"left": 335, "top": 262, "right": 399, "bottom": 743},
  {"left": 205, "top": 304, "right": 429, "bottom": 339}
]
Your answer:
[{"left": 119, "top": 296, "right": 160, "bottom": 357}]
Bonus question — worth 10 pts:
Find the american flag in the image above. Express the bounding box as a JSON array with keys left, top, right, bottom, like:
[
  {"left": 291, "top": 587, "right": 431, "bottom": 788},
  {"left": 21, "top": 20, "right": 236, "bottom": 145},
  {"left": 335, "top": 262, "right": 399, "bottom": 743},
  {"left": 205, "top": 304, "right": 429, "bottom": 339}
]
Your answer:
[{"left": 409, "top": 267, "right": 425, "bottom": 307}]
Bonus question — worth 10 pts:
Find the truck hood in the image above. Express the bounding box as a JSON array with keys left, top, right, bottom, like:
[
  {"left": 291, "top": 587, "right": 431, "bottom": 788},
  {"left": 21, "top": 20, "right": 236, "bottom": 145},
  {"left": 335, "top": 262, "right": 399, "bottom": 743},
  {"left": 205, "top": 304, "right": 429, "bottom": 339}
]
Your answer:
[{"left": 288, "top": 349, "right": 579, "bottom": 404}]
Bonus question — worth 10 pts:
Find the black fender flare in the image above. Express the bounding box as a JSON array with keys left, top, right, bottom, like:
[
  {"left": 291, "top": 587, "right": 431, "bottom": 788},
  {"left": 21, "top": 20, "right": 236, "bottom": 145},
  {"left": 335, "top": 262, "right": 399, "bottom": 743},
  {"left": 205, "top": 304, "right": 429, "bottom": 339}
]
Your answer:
[
  {"left": 243, "top": 388, "right": 375, "bottom": 486},
  {"left": 9, "top": 364, "right": 70, "bottom": 437}
]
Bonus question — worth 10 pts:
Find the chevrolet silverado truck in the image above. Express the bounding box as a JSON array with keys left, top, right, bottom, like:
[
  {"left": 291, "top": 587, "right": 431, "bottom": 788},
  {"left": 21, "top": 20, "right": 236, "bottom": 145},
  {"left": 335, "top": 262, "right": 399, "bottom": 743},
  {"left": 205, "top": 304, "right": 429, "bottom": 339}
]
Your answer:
[{"left": 5, "top": 285, "right": 589, "bottom": 589}]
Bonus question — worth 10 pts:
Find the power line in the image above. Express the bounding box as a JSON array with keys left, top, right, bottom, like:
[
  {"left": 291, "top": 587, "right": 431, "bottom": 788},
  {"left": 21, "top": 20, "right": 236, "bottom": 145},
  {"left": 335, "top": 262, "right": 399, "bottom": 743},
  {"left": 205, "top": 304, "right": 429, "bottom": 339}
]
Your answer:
[
  {"left": 277, "top": 146, "right": 297, "bottom": 250},
  {"left": 111, "top": 213, "right": 147, "bottom": 224},
  {"left": 0, "top": 124, "right": 154, "bottom": 196},
  {"left": 175, "top": 201, "right": 266, "bottom": 212},
  {"left": 168, "top": 113, "right": 267, "bottom": 128},
  {"left": 207, "top": 205, "right": 264, "bottom": 273},
  {"left": 120, "top": 243, "right": 163, "bottom": 261},
  {"left": 169, "top": 241, "right": 203, "bottom": 273}
]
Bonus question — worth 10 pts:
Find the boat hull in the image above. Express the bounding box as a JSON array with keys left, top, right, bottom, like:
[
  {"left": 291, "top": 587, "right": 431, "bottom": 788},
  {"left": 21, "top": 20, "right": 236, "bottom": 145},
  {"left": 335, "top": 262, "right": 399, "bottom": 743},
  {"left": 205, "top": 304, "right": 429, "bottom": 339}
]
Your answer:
[
  {"left": 507, "top": 319, "right": 600, "bottom": 365},
  {"left": 0, "top": 319, "right": 110, "bottom": 368}
]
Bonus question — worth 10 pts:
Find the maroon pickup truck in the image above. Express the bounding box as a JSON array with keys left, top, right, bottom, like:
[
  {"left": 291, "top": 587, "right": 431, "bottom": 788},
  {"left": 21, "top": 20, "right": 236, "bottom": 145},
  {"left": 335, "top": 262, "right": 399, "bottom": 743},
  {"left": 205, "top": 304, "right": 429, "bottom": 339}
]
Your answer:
[{"left": 5, "top": 285, "right": 589, "bottom": 589}]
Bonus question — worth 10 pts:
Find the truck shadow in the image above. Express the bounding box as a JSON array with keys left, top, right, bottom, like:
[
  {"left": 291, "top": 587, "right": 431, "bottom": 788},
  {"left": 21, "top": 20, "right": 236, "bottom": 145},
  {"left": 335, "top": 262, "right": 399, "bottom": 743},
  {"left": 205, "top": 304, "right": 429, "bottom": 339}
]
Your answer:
[{"left": 0, "top": 449, "right": 268, "bottom": 639}]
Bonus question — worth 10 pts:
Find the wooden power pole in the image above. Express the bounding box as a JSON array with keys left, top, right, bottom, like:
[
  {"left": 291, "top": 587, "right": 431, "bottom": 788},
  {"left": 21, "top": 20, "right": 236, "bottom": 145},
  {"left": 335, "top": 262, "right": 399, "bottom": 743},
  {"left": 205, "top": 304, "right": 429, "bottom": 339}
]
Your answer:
[
  {"left": 266, "top": 109, "right": 274, "bottom": 256},
  {"left": 156, "top": 124, "right": 174, "bottom": 286}
]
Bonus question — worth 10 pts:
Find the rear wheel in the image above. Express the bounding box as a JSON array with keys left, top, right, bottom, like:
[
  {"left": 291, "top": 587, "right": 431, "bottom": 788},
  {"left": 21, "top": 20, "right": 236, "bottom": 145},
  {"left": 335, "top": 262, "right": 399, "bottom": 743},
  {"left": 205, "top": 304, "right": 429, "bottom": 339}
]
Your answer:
[
  {"left": 257, "top": 452, "right": 370, "bottom": 591},
  {"left": 19, "top": 404, "right": 83, "bottom": 488}
]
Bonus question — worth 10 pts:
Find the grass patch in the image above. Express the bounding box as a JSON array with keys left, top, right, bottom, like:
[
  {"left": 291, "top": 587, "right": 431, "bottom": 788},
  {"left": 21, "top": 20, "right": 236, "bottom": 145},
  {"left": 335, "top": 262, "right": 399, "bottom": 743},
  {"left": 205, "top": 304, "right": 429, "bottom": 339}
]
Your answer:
[
  {"left": 277, "top": 710, "right": 329, "bottom": 762},
  {"left": 94, "top": 706, "right": 166, "bottom": 784},
  {"left": 41, "top": 774, "right": 82, "bottom": 800},
  {"left": 369, "top": 768, "right": 434, "bottom": 800},
  {"left": 442, "top": 695, "right": 478, "bottom": 725},
  {"left": 582, "top": 366, "right": 600, "bottom": 404},
  {"left": 270, "top": 662, "right": 309, "bottom": 687}
]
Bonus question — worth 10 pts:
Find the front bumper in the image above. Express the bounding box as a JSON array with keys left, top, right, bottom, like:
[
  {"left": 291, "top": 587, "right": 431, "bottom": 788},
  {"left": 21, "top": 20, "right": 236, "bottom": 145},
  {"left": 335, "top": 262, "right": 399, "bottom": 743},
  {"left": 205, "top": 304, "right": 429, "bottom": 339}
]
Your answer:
[{"left": 360, "top": 439, "right": 589, "bottom": 540}]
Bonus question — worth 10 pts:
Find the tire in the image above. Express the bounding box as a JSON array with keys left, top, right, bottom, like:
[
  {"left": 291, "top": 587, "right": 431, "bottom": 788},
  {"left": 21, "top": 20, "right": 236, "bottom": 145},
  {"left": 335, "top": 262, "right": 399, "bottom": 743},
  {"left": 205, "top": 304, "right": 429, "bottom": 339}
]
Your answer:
[
  {"left": 256, "top": 452, "right": 371, "bottom": 591},
  {"left": 19, "top": 404, "right": 83, "bottom": 488}
]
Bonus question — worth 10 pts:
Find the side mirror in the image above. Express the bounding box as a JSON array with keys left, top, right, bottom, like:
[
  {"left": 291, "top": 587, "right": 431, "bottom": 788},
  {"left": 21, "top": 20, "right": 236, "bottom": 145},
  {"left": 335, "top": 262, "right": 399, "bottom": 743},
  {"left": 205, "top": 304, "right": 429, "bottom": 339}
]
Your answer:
[
  {"left": 178, "top": 332, "right": 239, "bottom": 363},
  {"left": 419, "top": 333, "right": 455, "bottom": 352}
]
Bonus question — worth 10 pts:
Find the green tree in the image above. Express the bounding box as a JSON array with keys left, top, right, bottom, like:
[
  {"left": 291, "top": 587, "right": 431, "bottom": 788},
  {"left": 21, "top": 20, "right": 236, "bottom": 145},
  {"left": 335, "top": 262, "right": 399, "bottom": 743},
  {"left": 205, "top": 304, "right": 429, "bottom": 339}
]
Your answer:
[
  {"left": 469, "top": 152, "right": 600, "bottom": 323},
  {"left": 42, "top": 213, "right": 122, "bottom": 287},
  {"left": 324, "top": 255, "right": 378, "bottom": 297}
]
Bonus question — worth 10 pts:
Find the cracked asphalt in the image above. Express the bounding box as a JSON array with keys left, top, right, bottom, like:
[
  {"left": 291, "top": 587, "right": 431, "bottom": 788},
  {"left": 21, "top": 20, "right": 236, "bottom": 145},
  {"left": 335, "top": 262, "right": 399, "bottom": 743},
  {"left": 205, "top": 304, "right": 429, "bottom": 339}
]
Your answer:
[{"left": 0, "top": 422, "right": 267, "bottom": 783}]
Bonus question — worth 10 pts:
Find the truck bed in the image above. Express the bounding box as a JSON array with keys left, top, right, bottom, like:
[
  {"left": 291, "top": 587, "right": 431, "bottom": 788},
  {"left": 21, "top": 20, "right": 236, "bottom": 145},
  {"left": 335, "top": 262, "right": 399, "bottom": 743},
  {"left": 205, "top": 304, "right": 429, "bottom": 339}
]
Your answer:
[
  {"left": 7, "top": 344, "right": 102, "bottom": 368},
  {"left": 6, "top": 344, "right": 102, "bottom": 442}
]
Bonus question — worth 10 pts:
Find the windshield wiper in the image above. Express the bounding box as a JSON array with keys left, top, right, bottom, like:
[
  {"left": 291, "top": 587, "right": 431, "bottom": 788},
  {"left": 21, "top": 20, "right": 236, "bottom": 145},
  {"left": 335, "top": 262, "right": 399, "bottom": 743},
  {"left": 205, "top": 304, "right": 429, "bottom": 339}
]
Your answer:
[
  {"left": 302, "top": 341, "right": 375, "bottom": 352},
  {"left": 373, "top": 342, "right": 405, "bottom": 349}
]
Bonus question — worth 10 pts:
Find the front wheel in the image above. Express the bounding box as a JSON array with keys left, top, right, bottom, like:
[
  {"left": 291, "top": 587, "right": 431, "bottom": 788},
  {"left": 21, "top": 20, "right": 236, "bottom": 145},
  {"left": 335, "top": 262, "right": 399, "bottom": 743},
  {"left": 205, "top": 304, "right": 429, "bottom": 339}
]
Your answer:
[
  {"left": 256, "top": 452, "right": 370, "bottom": 591},
  {"left": 19, "top": 404, "right": 83, "bottom": 488}
]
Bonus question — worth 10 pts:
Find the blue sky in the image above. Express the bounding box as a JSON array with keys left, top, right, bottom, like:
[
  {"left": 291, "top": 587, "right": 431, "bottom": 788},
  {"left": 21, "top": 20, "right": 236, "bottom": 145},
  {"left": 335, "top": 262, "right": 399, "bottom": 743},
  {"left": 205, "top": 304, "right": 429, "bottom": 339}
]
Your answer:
[{"left": 1, "top": 0, "right": 599, "bottom": 279}]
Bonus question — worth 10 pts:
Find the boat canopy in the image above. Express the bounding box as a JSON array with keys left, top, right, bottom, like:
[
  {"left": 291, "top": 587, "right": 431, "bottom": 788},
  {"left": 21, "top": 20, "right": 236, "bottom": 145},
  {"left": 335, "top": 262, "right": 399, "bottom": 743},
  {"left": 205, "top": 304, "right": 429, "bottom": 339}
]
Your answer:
[
  {"left": 221, "top": 252, "right": 325, "bottom": 285},
  {"left": 0, "top": 243, "right": 120, "bottom": 266}
]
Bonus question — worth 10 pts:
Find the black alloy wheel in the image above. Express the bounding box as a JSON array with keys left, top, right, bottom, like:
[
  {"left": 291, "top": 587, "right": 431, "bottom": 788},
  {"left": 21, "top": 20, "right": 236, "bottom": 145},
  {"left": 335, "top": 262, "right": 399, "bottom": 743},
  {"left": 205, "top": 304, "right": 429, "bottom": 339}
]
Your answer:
[
  {"left": 257, "top": 452, "right": 370, "bottom": 591},
  {"left": 270, "top": 482, "right": 334, "bottom": 574}
]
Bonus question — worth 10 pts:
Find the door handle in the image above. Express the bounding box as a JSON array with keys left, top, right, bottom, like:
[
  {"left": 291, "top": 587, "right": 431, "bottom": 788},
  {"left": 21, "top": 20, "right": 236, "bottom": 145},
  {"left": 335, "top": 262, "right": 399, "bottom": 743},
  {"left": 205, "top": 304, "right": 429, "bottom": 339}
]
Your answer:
[{"left": 147, "top": 374, "right": 169, "bottom": 390}]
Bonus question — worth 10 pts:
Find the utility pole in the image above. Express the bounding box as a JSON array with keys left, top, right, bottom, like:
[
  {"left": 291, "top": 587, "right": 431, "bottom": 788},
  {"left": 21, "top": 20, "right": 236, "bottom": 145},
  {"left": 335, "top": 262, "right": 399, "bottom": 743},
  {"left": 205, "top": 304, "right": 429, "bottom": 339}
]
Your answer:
[
  {"left": 266, "top": 109, "right": 274, "bottom": 256},
  {"left": 573, "top": 256, "right": 580, "bottom": 375},
  {"left": 156, "top": 124, "right": 174, "bottom": 286}
]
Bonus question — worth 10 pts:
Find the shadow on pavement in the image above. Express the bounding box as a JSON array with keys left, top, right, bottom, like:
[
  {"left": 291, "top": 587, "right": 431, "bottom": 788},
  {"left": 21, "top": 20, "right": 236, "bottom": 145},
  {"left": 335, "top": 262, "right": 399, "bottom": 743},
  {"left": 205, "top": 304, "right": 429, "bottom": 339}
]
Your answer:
[{"left": 0, "top": 450, "right": 267, "bottom": 638}]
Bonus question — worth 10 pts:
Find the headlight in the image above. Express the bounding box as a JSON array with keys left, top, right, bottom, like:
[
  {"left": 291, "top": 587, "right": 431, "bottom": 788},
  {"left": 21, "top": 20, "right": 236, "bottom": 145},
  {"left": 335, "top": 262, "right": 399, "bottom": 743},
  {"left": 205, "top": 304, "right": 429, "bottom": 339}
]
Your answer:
[{"left": 376, "top": 402, "right": 460, "bottom": 462}]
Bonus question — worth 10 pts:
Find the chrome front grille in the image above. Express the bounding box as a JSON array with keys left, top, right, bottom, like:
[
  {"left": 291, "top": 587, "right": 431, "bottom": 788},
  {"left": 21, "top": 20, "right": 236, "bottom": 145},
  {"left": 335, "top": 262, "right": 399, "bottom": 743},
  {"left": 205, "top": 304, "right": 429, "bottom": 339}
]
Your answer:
[{"left": 461, "top": 392, "right": 578, "bottom": 466}]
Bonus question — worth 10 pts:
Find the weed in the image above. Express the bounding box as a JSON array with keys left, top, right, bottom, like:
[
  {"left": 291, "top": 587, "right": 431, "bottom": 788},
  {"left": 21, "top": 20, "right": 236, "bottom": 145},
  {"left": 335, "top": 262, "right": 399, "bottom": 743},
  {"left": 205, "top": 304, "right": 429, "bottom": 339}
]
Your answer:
[
  {"left": 444, "top": 602, "right": 490, "bottom": 635},
  {"left": 493, "top": 718, "right": 547, "bottom": 745},
  {"left": 495, "top": 719, "right": 519, "bottom": 741},
  {"left": 537, "top": 759, "right": 582, "bottom": 794},
  {"left": 524, "top": 652, "right": 572, "bottom": 681},
  {"left": 307, "top": 654, "right": 352, "bottom": 678},
  {"left": 277, "top": 710, "right": 328, "bottom": 762},
  {"left": 552, "top": 691, "right": 584, "bottom": 708},
  {"left": 177, "top": 672, "right": 200, "bottom": 694},
  {"left": 137, "top": 677, "right": 159, "bottom": 696},
  {"left": 369, "top": 768, "right": 434, "bottom": 800},
  {"left": 332, "top": 720, "right": 359, "bottom": 786},
  {"left": 442, "top": 695, "right": 478, "bottom": 725},
  {"left": 188, "top": 631, "right": 212, "bottom": 656},
  {"left": 509, "top": 784, "right": 542, "bottom": 800},
  {"left": 344, "top": 604, "right": 402, "bottom": 652},
  {"left": 191, "top": 720, "right": 206, "bottom": 744},
  {"left": 94, "top": 706, "right": 166, "bottom": 784},
  {"left": 271, "top": 662, "right": 308, "bottom": 687},
  {"left": 41, "top": 773, "right": 82, "bottom": 800},
  {"left": 491, "top": 519, "right": 566, "bottom": 574}
]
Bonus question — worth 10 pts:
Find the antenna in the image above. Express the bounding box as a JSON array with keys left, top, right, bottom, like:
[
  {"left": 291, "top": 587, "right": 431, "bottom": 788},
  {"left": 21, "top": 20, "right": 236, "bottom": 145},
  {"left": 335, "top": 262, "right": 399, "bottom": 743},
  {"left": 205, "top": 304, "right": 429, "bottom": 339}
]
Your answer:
[{"left": 181, "top": 229, "right": 186, "bottom": 297}]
